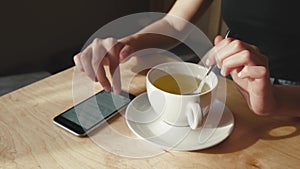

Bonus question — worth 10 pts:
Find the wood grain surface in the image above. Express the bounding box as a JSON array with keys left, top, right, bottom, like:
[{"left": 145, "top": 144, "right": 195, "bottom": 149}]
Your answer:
[{"left": 1, "top": 56, "right": 300, "bottom": 169}]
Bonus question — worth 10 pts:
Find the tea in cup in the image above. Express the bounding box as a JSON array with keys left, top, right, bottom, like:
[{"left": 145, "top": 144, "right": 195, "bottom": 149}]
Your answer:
[{"left": 146, "top": 62, "right": 218, "bottom": 129}]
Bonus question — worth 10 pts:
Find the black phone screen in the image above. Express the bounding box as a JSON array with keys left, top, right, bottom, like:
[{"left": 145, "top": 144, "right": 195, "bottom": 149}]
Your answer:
[{"left": 53, "top": 90, "right": 135, "bottom": 136}]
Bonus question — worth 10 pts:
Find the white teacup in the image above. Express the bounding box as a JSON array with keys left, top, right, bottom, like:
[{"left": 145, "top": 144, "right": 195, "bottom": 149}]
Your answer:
[{"left": 146, "top": 62, "right": 218, "bottom": 129}]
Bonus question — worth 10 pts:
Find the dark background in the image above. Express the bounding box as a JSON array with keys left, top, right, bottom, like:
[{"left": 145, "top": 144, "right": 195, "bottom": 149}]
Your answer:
[{"left": 0, "top": 0, "right": 150, "bottom": 76}]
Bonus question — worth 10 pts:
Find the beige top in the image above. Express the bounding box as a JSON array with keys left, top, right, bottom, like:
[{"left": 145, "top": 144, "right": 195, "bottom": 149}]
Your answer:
[{"left": 1, "top": 56, "right": 300, "bottom": 169}]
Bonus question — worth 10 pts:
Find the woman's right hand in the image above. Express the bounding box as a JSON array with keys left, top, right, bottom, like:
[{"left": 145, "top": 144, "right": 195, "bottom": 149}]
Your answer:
[{"left": 73, "top": 37, "right": 135, "bottom": 94}]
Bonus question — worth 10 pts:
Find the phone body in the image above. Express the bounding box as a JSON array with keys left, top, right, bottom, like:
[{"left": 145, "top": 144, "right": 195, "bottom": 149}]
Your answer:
[{"left": 53, "top": 90, "right": 135, "bottom": 136}]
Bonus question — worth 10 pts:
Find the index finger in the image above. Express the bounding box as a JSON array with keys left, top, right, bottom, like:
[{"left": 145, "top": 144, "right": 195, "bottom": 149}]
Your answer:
[
  {"left": 205, "top": 36, "right": 233, "bottom": 66},
  {"left": 91, "top": 39, "right": 112, "bottom": 92},
  {"left": 103, "top": 38, "right": 123, "bottom": 94},
  {"left": 96, "top": 62, "right": 112, "bottom": 92}
]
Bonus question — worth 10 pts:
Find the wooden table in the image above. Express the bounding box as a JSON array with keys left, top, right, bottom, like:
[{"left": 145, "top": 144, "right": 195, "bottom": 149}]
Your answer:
[{"left": 1, "top": 56, "right": 300, "bottom": 169}]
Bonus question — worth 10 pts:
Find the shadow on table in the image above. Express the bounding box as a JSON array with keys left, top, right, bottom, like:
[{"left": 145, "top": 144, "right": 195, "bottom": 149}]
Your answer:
[{"left": 197, "top": 110, "right": 300, "bottom": 154}]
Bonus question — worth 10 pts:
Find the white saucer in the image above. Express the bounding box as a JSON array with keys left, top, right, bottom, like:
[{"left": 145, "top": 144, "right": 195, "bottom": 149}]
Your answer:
[{"left": 125, "top": 93, "right": 234, "bottom": 151}]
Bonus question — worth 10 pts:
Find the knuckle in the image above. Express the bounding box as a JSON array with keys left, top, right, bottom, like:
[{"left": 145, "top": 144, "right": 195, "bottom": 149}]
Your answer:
[
  {"left": 243, "top": 66, "right": 249, "bottom": 72},
  {"left": 107, "top": 37, "right": 116, "bottom": 43},
  {"left": 93, "top": 38, "right": 101, "bottom": 45},
  {"left": 241, "top": 50, "right": 251, "bottom": 60},
  {"left": 104, "top": 38, "right": 119, "bottom": 56},
  {"left": 105, "top": 37, "right": 116, "bottom": 46},
  {"left": 232, "top": 40, "right": 244, "bottom": 49},
  {"left": 81, "top": 50, "right": 90, "bottom": 59},
  {"left": 224, "top": 38, "right": 233, "bottom": 44},
  {"left": 73, "top": 54, "right": 79, "bottom": 61},
  {"left": 260, "top": 66, "right": 268, "bottom": 76},
  {"left": 80, "top": 52, "right": 87, "bottom": 59},
  {"left": 222, "top": 59, "right": 229, "bottom": 67}
]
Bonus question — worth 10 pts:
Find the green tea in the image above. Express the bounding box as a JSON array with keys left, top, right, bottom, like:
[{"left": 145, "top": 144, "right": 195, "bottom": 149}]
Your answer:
[{"left": 153, "top": 74, "right": 210, "bottom": 94}]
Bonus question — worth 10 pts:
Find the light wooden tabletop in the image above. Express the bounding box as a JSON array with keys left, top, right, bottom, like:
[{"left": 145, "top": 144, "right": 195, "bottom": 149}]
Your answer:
[{"left": 1, "top": 56, "right": 300, "bottom": 169}]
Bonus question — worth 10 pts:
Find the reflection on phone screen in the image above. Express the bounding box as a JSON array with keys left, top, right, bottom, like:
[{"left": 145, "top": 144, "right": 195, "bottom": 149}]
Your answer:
[{"left": 61, "top": 91, "right": 131, "bottom": 130}]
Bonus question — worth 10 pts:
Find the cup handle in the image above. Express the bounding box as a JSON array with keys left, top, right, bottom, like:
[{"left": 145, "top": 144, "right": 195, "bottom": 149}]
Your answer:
[{"left": 185, "top": 102, "right": 202, "bottom": 130}]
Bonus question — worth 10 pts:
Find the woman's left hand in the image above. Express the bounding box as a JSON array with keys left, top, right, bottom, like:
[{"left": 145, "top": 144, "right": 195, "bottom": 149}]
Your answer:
[{"left": 206, "top": 35, "right": 277, "bottom": 115}]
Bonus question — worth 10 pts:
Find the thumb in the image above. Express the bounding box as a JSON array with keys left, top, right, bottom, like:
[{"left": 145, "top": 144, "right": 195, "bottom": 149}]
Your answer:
[{"left": 119, "top": 45, "right": 135, "bottom": 62}]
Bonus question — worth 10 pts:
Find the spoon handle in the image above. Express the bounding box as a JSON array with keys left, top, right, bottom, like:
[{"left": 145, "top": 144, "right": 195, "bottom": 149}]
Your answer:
[
  {"left": 187, "top": 29, "right": 231, "bottom": 95},
  {"left": 204, "top": 29, "right": 230, "bottom": 76},
  {"left": 205, "top": 65, "right": 214, "bottom": 76},
  {"left": 191, "top": 65, "right": 215, "bottom": 94}
]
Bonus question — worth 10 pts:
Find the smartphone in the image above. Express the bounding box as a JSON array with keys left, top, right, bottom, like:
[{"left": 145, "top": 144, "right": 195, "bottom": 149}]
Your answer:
[{"left": 53, "top": 90, "right": 135, "bottom": 136}]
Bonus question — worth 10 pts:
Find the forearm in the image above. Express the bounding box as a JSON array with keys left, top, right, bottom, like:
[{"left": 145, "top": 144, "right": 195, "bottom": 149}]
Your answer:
[
  {"left": 274, "top": 85, "right": 300, "bottom": 116},
  {"left": 119, "top": 0, "right": 211, "bottom": 51},
  {"left": 119, "top": 19, "right": 181, "bottom": 51}
]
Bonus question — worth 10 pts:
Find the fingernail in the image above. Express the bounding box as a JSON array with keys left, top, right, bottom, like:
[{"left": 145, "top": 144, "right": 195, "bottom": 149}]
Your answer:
[
  {"left": 121, "top": 50, "right": 128, "bottom": 56},
  {"left": 103, "top": 86, "right": 110, "bottom": 92},
  {"left": 113, "top": 88, "right": 121, "bottom": 95},
  {"left": 220, "top": 69, "right": 225, "bottom": 76},
  {"left": 121, "top": 49, "right": 131, "bottom": 59},
  {"left": 238, "top": 72, "right": 242, "bottom": 77}
]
